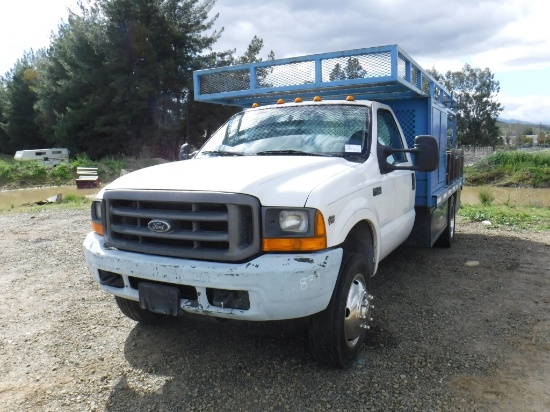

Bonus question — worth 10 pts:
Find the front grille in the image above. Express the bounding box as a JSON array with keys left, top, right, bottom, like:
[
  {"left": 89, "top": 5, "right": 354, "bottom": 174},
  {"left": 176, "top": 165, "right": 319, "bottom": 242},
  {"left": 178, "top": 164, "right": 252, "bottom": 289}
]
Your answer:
[{"left": 102, "top": 190, "right": 261, "bottom": 262}]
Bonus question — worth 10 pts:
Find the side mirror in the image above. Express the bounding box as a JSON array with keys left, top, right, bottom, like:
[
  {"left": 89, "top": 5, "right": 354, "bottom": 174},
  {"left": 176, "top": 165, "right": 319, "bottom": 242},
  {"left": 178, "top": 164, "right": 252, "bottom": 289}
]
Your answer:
[
  {"left": 179, "top": 143, "right": 191, "bottom": 160},
  {"left": 377, "top": 135, "right": 439, "bottom": 173},
  {"left": 179, "top": 145, "right": 197, "bottom": 161},
  {"left": 179, "top": 151, "right": 197, "bottom": 161},
  {"left": 410, "top": 135, "right": 439, "bottom": 172}
]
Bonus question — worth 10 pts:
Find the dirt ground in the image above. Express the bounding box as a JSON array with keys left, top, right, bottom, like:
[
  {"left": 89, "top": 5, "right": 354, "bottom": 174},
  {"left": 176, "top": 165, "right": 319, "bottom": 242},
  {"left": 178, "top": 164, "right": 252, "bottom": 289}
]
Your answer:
[{"left": 0, "top": 207, "right": 549, "bottom": 411}]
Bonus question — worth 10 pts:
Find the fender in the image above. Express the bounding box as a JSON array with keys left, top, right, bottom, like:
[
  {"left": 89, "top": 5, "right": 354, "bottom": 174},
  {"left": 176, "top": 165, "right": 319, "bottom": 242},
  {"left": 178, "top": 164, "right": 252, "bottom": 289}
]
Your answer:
[
  {"left": 335, "top": 207, "right": 381, "bottom": 274},
  {"left": 310, "top": 189, "right": 382, "bottom": 274},
  {"left": 305, "top": 159, "right": 385, "bottom": 273}
]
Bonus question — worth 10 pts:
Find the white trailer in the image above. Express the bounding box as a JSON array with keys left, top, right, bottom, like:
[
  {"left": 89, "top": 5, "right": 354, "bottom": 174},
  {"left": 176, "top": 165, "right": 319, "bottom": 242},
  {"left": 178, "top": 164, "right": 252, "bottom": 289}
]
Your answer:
[{"left": 14, "top": 148, "right": 69, "bottom": 167}]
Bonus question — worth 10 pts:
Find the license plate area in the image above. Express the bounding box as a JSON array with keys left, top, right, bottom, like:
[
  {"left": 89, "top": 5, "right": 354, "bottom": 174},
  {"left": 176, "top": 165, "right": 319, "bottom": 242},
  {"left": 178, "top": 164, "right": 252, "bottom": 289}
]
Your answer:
[{"left": 139, "top": 282, "right": 180, "bottom": 316}]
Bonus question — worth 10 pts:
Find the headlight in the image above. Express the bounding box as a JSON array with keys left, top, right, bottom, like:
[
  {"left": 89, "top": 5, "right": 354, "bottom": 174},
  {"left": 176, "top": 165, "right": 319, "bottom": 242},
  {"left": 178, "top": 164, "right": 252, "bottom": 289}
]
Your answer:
[
  {"left": 279, "top": 210, "right": 308, "bottom": 233},
  {"left": 262, "top": 208, "right": 326, "bottom": 252},
  {"left": 91, "top": 200, "right": 104, "bottom": 235}
]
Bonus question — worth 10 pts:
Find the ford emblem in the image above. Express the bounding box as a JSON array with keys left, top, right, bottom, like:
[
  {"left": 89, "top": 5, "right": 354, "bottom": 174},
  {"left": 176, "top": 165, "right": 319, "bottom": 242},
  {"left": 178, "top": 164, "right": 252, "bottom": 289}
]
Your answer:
[{"left": 148, "top": 219, "right": 172, "bottom": 233}]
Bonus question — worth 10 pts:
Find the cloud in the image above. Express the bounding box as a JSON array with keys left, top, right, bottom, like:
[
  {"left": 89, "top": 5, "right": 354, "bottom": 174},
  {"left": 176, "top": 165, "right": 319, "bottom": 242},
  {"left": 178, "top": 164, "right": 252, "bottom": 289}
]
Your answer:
[
  {"left": 211, "top": 0, "right": 550, "bottom": 73},
  {"left": 209, "top": 0, "right": 550, "bottom": 125},
  {"left": 0, "top": 0, "right": 77, "bottom": 75},
  {"left": 499, "top": 94, "right": 550, "bottom": 126},
  {"left": 212, "top": 1, "right": 505, "bottom": 55}
]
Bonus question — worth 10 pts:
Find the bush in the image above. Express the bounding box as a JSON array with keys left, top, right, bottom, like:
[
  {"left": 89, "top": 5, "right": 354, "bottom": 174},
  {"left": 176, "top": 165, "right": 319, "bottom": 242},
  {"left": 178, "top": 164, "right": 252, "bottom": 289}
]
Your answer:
[
  {"left": 0, "top": 160, "right": 16, "bottom": 184},
  {"left": 70, "top": 153, "right": 95, "bottom": 168},
  {"left": 465, "top": 150, "right": 550, "bottom": 187},
  {"left": 49, "top": 164, "right": 72, "bottom": 182},
  {"left": 61, "top": 193, "right": 90, "bottom": 205},
  {"left": 17, "top": 162, "right": 48, "bottom": 185},
  {"left": 488, "top": 151, "right": 550, "bottom": 169},
  {"left": 478, "top": 189, "right": 495, "bottom": 206}
]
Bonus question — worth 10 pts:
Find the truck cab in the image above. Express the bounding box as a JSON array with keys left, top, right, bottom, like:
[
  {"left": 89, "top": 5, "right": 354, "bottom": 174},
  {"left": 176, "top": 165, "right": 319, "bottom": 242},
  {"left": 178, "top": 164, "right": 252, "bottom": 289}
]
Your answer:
[{"left": 190, "top": 98, "right": 436, "bottom": 261}]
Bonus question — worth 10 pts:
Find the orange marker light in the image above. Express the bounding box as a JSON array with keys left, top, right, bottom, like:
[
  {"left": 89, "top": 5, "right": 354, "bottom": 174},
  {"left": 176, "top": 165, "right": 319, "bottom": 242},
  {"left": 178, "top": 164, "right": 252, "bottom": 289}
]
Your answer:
[
  {"left": 277, "top": 99, "right": 285, "bottom": 104},
  {"left": 91, "top": 221, "right": 104, "bottom": 236},
  {"left": 313, "top": 96, "right": 322, "bottom": 102},
  {"left": 346, "top": 95, "right": 355, "bottom": 101},
  {"left": 262, "top": 237, "right": 326, "bottom": 252},
  {"left": 294, "top": 97, "right": 303, "bottom": 103},
  {"left": 252, "top": 102, "right": 259, "bottom": 108},
  {"left": 315, "top": 211, "right": 326, "bottom": 237}
]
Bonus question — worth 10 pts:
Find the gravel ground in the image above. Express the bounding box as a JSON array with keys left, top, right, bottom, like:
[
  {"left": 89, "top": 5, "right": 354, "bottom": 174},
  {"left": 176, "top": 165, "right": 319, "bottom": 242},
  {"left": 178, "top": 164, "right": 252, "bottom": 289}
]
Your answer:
[{"left": 1, "top": 207, "right": 549, "bottom": 411}]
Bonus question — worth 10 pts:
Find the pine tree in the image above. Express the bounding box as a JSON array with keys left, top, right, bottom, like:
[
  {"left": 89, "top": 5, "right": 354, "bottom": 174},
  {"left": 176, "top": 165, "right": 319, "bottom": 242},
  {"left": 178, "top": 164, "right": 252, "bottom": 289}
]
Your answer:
[
  {"left": 2, "top": 53, "right": 44, "bottom": 152},
  {"left": 35, "top": 0, "right": 226, "bottom": 158}
]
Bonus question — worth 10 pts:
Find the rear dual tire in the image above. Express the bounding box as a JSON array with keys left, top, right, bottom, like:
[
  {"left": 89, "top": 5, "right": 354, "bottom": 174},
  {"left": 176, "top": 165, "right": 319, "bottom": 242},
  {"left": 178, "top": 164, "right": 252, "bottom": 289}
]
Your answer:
[{"left": 436, "top": 195, "right": 456, "bottom": 248}]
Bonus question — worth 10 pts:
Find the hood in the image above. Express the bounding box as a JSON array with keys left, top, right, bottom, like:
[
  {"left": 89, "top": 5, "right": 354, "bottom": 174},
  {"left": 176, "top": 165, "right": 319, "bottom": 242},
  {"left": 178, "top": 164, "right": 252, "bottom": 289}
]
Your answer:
[{"left": 104, "top": 156, "right": 357, "bottom": 206}]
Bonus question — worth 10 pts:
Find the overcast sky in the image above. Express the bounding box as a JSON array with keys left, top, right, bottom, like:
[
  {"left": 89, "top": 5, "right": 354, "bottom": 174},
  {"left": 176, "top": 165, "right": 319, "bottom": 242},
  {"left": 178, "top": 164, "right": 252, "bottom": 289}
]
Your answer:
[{"left": 1, "top": 0, "right": 549, "bottom": 125}]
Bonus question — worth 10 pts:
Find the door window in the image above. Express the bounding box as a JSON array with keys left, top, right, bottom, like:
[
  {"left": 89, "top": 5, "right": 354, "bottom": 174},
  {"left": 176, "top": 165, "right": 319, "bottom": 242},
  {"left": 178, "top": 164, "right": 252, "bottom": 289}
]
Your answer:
[{"left": 377, "top": 110, "right": 406, "bottom": 164}]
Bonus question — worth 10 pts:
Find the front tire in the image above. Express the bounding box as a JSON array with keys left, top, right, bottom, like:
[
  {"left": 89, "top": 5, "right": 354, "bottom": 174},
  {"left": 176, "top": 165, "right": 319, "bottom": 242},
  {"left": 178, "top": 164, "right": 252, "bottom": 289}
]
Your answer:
[
  {"left": 309, "top": 253, "right": 373, "bottom": 368},
  {"left": 115, "top": 296, "right": 174, "bottom": 325}
]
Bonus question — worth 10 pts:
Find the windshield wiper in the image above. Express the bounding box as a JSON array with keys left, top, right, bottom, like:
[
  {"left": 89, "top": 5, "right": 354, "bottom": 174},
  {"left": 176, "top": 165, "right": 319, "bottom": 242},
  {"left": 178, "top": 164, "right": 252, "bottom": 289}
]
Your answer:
[
  {"left": 256, "top": 150, "right": 331, "bottom": 157},
  {"left": 201, "top": 150, "right": 244, "bottom": 157}
]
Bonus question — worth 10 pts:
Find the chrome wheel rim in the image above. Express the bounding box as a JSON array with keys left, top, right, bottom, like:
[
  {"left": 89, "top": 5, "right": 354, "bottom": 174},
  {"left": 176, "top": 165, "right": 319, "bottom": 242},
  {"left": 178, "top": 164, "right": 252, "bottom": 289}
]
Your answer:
[{"left": 344, "top": 273, "right": 371, "bottom": 348}]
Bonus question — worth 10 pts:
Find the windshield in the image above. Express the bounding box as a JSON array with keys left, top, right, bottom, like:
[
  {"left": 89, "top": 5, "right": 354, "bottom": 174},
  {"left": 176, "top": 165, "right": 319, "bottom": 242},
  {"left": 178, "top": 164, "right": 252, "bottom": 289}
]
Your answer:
[{"left": 196, "top": 104, "right": 370, "bottom": 159}]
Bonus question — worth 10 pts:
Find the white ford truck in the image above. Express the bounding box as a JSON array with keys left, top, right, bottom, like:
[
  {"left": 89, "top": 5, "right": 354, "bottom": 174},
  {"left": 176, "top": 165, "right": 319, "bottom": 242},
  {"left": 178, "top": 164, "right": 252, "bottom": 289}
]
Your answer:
[{"left": 83, "top": 45, "right": 464, "bottom": 368}]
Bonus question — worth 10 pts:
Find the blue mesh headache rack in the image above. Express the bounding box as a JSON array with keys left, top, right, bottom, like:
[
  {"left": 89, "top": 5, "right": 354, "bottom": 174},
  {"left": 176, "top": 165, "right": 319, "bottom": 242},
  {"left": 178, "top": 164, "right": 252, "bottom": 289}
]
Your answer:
[{"left": 194, "top": 44, "right": 454, "bottom": 109}]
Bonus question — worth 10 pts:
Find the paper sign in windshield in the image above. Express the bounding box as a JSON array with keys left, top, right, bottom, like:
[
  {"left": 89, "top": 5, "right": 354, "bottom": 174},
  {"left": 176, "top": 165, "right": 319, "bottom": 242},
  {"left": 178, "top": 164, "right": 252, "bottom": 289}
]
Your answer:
[{"left": 344, "top": 144, "right": 362, "bottom": 153}]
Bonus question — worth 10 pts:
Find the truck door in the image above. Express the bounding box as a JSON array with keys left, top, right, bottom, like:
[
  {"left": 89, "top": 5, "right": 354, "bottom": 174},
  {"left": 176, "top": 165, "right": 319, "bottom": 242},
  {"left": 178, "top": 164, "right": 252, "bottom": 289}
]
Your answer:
[{"left": 373, "top": 105, "right": 416, "bottom": 257}]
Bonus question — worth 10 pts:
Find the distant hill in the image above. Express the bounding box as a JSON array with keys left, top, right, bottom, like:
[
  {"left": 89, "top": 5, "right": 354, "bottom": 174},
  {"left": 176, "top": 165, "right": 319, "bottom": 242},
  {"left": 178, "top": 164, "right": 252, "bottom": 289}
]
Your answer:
[
  {"left": 498, "top": 118, "right": 525, "bottom": 124},
  {"left": 498, "top": 118, "right": 550, "bottom": 129},
  {"left": 497, "top": 118, "right": 549, "bottom": 134}
]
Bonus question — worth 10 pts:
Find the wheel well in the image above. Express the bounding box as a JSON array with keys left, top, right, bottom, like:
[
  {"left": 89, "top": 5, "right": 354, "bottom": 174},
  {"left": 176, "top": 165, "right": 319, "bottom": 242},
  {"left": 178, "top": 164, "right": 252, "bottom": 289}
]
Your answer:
[{"left": 341, "top": 221, "right": 375, "bottom": 264}]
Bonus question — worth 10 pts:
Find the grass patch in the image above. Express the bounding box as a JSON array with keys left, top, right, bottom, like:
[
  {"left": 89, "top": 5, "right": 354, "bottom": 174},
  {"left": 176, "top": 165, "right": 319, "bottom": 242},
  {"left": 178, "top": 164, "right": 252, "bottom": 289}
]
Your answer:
[
  {"left": 459, "top": 204, "right": 550, "bottom": 231},
  {"left": 61, "top": 193, "right": 90, "bottom": 205},
  {"left": 465, "top": 150, "right": 550, "bottom": 187},
  {"left": 478, "top": 189, "right": 495, "bottom": 206},
  {"left": 0, "top": 154, "right": 166, "bottom": 190},
  {"left": 0, "top": 198, "right": 92, "bottom": 215}
]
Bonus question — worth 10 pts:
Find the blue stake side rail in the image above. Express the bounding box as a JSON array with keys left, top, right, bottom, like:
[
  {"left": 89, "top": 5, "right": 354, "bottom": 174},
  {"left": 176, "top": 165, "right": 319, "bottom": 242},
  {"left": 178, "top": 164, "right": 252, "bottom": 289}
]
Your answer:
[{"left": 193, "top": 44, "right": 456, "bottom": 110}]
